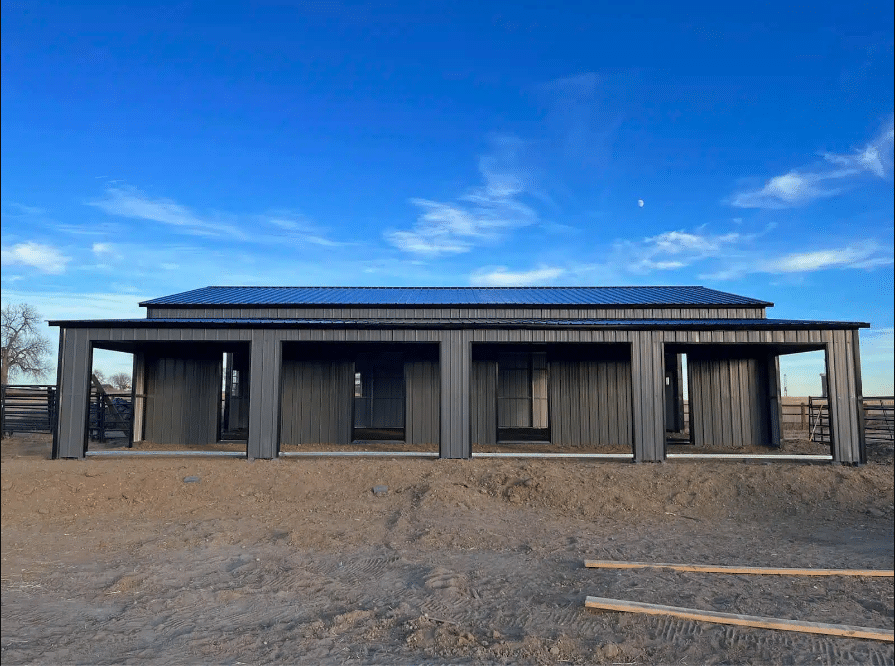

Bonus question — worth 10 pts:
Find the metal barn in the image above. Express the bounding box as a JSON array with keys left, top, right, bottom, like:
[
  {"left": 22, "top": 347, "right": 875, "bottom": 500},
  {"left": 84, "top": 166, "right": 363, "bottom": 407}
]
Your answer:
[{"left": 50, "top": 286, "right": 869, "bottom": 463}]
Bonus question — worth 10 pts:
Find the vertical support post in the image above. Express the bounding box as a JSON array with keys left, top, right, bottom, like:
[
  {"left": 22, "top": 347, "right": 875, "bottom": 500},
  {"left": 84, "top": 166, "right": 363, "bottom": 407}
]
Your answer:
[
  {"left": 825, "top": 329, "right": 864, "bottom": 464},
  {"left": 675, "top": 353, "right": 685, "bottom": 432},
  {"left": 439, "top": 330, "right": 471, "bottom": 459},
  {"left": 765, "top": 354, "right": 783, "bottom": 448},
  {"left": 54, "top": 327, "right": 93, "bottom": 459},
  {"left": 851, "top": 330, "right": 867, "bottom": 464},
  {"left": 97, "top": 387, "right": 106, "bottom": 443},
  {"left": 131, "top": 351, "right": 145, "bottom": 446},
  {"left": 631, "top": 332, "right": 665, "bottom": 461},
  {"left": 247, "top": 330, "right": 282, "bottom": 459}
]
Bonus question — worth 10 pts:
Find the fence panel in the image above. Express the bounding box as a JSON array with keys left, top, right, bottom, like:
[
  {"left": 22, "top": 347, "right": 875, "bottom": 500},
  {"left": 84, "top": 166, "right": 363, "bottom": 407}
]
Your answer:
[
  {"left": 1, "top": 385, "right": 56, "bottom": 435},
  {"left": 810, "top": 396, "right": 893, "bottom": 445}
]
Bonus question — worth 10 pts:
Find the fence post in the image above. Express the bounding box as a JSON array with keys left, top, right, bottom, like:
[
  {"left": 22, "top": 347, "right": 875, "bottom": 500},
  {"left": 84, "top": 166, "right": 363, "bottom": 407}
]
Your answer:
[{"left": 97, "top": 390, "right": 105, "bottom": 443}]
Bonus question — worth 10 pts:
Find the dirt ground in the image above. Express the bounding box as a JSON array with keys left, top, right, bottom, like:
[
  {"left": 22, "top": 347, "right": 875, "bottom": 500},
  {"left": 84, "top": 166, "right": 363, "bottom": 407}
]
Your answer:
[{"left": 2, "top": 434, "right": 893, "bottom": 665}]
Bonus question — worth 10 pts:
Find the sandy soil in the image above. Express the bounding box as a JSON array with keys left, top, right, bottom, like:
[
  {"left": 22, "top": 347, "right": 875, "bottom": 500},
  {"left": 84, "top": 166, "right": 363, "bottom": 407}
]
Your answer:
[{"left": 2, "top": 433, "right": 893, "bottom": 665}]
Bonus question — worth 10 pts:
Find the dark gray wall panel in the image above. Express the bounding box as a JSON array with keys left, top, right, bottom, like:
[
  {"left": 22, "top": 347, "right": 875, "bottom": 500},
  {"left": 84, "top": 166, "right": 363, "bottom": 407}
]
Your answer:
[
  {"left": 247, "top": 332, "right": 283, "bottom": 458},
  {"left": 405, "top": 361, "right": 440, "bottom": 446},
  {"left": 825, "top": 330, "right": 864, "bottom": 463},
  {"left": 688, "top": 355, "right": 769, "bottom": 448},
  {"left": 470, "top": 360, "right": 498, "bottom": 445},
  {"left": 54, "top": 328, "right": 93, "bottom": 458},
  {"left": 280, "top": 360, "right": 353, "bottom": 446},
  {"left": 131, "top": 352, "right": 146, "bottom": 443},
  {"left": 631, "top": 332, "right": 665, "bottom": 461},
  {"left": 440, "top": 331, "right": 471, "bottom": 458},
  {"left": 548, "top": 360, "right": 633, "bottom": 448},
  {"left": 144, "top": 354, "right": 221, "bottom": 446},
  {"left": 146, "top": 306, "right": 767, "bottom": 320}
]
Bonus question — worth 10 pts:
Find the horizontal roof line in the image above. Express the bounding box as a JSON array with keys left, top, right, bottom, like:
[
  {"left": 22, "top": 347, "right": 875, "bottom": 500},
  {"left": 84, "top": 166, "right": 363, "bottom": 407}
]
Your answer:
[{"left": 49, "top": 317, "right": 869, "bottom": 330}]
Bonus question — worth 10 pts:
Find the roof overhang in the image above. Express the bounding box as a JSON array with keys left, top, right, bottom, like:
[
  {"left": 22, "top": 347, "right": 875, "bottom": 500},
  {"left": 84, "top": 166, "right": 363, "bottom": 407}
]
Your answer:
[{"left": 49, "top": 318, "right": 869, "bottom": 331}]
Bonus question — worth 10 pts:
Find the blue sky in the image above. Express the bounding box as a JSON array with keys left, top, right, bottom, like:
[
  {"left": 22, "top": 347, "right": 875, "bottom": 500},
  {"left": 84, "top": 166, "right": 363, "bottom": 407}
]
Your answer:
[{"left": 2, "top": 1, "right": 893, "bottom": 394}]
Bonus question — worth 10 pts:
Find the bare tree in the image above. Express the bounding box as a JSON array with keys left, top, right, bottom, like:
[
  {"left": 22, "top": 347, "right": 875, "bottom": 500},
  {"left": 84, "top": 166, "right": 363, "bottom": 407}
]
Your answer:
[
  {"left": 92, "top": 369, "right": 108, "bottom": 385},
  {"left": 109, "top": 372, "right": 132, "bottom": 390},
  {"left": 1, "top": 303, "right": 53, "bottom": 385}
]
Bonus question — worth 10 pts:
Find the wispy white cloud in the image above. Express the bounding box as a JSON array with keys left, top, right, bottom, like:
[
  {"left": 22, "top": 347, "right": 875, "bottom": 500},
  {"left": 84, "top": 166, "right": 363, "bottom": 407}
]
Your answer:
[
  {"left": 2, "top": 202, "right": 46, "bottom": 217},
  {"left": 88, "top": 186, "right": 352, "bottom": 249},
  {"left": 560, "top": 225, "right": 892, "bottom": 283},
  {"left": 762, "top": 244, "right": 893, "bottom": 273},
  {"left": 92, "top": 242, "right": 115, "bottom": 255},
  {"left": 386, "top": 136, "right": 537, "bottom": 256},
  {"left": 731, "top": 117, "right": 894, "bottom": 209},
  {"left": 470, "top": 265, "right": 565, "bottom": 286},
  {"left": 265, "top": 215, "right": 352, "bottom": 247},
  {"left": 0, "top": 289, "right": 150, "bottom": 324},
  {"left": 613, "top": 229, "right": 746, "bottom": 274},
  {"left": 89, "top": 187, "right": 246, "bottom": 238},
  {"left": 702, "top": 241, "right": 893, "bottom": 280},
  {"left": 0, "top": 241, "right": 70, "bottom": 274}
]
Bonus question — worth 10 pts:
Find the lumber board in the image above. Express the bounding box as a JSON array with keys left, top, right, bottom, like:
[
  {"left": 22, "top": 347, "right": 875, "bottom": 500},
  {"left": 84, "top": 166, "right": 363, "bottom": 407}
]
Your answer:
[
  {"left": 583, "top": 560, "right": 894, "bottom": 577},
  {"left": 584, "top": 596, "right": 894, "bottom": 642}
]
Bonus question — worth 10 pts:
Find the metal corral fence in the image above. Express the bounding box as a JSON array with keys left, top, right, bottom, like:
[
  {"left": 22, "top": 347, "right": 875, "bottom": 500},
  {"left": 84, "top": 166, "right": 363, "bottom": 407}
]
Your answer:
[
  {"left": 809, "top": 396, "right": 894, "bottom": 445},
  {"left": 0, "top": 385, "right": 57, "bottom": 435},
  {"left": 88, "top": 388, "right": 133, "bottom": 442},
  {"left": 680, "top": 398, "right": 827, "bottom": 433},
  {"left": 1, "top": 383, "right": 133, "bottom": 441}
]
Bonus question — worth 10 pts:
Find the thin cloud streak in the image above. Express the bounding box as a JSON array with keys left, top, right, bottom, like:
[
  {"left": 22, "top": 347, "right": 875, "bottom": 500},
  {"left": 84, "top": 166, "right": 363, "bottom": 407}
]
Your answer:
[
  {"left": 89, "top": 187, "right": 245, "bottom": 238},
  {"left": 730, "top": 117, "right": 894, "bottom": 209},
  {"left": 702, "top": 242, "right": 893, "bottom": 280},
  {"left": 88, "top": 187, "right": 350, "bottom": 247}
]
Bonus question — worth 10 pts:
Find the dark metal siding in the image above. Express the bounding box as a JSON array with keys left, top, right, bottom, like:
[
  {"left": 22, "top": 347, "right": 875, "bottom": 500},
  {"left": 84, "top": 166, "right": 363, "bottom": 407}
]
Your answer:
[
  {"left": 52, "top": 323, "right": 868, "bottom": 463},
  {"left": 54, "top": 327, "right": 92, "bottom": 458},
  {"left": 247, "top": 331, "right": 282, "bottom": 459},
  {"left": 826, "top": 329, "right": 864, "bottom": 463},
  {"left": 548, "top": 359, "right": 633, "bottom": 448},
  {"left": 131, "top": 352, "right": 145, "bottom": 442},
  {"left": 280, "top": 360, "right": 353, "bottom": 446},
  {"left": 145, "top": 306, "right": 769, "bottom": 321},
  {"left": 143, "top": 354, "right": 221, "bottom": 446},
  {"left": 470, "top": 361, "right": 498, "bottom": 446},
  {"left": 631, "top": 332, "right": 665, "bottom": 461},
  {"left": 56, "top": 317, "right": 869, "bottom": 330},
  {"left": 405, "top": 361, "right": 440, "bottom": 446},
  {"left": 688, "top": 355, "right": 770, "bottom": 448},
  {"left": 440, "top": 331, "right": 472, "bottom": 458}
]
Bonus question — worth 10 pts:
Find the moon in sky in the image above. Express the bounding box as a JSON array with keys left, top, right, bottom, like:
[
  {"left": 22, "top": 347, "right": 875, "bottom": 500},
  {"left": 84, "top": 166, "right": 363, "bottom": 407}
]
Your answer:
[{"left": 637, "top": 199, "right": 645, "bottom": 207}]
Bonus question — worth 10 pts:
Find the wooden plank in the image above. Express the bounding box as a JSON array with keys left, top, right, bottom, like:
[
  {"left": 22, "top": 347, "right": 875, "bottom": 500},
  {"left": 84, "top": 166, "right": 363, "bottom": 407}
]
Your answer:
[
  {"left": 584, "top": 596, "right": 894, "bottom": 642},
  {"left": 584, "top": 560, "right": 894, "bottom": 576}
]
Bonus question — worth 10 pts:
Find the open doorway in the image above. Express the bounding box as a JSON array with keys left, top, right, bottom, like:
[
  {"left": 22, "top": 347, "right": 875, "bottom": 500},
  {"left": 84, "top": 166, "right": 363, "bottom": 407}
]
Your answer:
[{"left": 666, "top": 344, "right": 832, "bottom": 459}]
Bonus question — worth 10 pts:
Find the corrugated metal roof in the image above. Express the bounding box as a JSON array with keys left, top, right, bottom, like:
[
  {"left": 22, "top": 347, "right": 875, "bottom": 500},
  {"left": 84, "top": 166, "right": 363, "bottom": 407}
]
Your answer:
[
  {"left": 139, "top": 286, "right": 773, "bottom": 307},
  {"left": 49, "top": 318, "right": 869, "bottom": 330}
]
